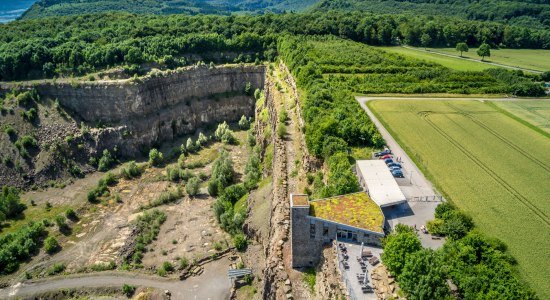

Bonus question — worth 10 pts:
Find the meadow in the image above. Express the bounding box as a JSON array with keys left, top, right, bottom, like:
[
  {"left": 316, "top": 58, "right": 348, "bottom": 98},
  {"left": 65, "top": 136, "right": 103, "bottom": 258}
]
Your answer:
[
  {"left": 379, "top": 46, "right": 490, "bottom": 72},
  {"left": 368, "top": 99, "right": 550, "bottom": 298},
  {"left": 430, "top": 48, "right": 550, "bottom": 72},
  {"left": 492, "top": 100, "right": 550, "bottom": 134}
]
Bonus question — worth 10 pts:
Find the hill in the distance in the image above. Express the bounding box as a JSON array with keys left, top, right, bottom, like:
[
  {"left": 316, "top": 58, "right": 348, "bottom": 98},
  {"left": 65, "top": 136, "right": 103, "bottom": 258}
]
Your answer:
[
  {"left": 21, "top": 0, "right": 318, "bottom": 19},
  {"left": 314, "top": 0, "right": 550, "bottom": 29}
]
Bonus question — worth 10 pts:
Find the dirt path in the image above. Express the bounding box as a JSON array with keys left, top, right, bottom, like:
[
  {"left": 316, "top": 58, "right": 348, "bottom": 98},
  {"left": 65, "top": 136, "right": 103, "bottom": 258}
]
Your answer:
[
  {"left": 401, "top": 46, "right": 543, "bottom": 74},
  {"left": 0, "top": 258, "right": 232, "bottom": 299}
]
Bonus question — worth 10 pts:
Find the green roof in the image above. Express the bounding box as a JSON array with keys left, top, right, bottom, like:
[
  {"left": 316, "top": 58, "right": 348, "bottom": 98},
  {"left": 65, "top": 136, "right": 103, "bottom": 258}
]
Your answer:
[{"left": 309, "top": 192, "right": 384, "bottom": 233}]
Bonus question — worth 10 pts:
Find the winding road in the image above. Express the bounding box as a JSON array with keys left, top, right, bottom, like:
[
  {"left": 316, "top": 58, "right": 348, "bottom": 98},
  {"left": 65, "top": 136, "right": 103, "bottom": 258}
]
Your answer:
[{"left": 0, "top": 258, "right": 232, "bottom": 299}]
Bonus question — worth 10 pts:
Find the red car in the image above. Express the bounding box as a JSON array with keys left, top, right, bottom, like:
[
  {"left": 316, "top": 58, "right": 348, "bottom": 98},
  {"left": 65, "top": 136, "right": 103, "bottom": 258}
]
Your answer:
[{"left": 380, "top": 154, "right": 392, "bottom": 159}]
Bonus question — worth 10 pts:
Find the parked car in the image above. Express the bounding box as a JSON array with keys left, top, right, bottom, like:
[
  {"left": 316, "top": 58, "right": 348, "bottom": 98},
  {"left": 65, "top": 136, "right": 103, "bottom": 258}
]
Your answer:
[
  {"left": 392, "top": 169, "right": 404, "bottom": 178},
  {"left": 374, "top": 149, "right": 391, "bottom": 157},
  {"left": 387, "top": 162, "right": 401, "bottom": 168},
  {"left": 389, "top": 165, "right": 401, "bottom": 171},
  {"left": 384, "top": 158, "right": 394, "bottom": 165},
  {"left": 380, "top": 154, "right": 392, "bottom": 160}
]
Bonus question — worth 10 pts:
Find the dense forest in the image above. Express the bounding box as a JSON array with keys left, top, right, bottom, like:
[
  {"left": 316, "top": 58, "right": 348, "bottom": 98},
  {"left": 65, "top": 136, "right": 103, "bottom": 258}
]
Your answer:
[
  {"left": 21, "top": 0, "right": 318, "bottom": 19},
  {"left": 315, "top": 0, "right": 550, "bottom": 30},
  {"left": 1, "top": 11, "right": 549, "bottom": 81}
]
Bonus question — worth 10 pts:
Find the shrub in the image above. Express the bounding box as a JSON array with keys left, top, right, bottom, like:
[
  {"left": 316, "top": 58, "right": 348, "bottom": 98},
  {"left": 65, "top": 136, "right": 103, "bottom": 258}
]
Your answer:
[
  {"left": 211, "top": 149, "right": 234, "bottom": 190},
  {"left": 19, "top": 135, "right": 38, "bottom": 148},
  {"left": 55, "top": 214, "right": 69, "bottom": 232},
  {"left": 0, "top": 222, "right": 45, "bottom": 274},
  {"left": 213, "top": 241, "right": 223, "bottom": 251},
  {"left": 121, "top": 161, "right": 141, "bottom": 179},
  {"left": 247, "top": 130, "right": 256, "bottom": 147},
  {"left": 215, "top": 122, "right": 236, "bottom": 144},
  {"left": 277, "top": 123, "right": 287, "bottom": 138},
  {"left": 197, "top": 132, "right": 208, "bottom": 147},
  {"left": 46, "top": 263, "right": 65, "bottom": 275},
  {"left": 4, "top": 125, "right": 16, "bottom": 138},
  {"left": 98, "top": 149, "right": 115, "bottom": 171},
  {"left": 0, "top": 186, "right": 27, "bottom": 219},
  {"left": 233, "top": 233, "right": 248, "bottom": 251},
  {"left": 238, "top": 115, "right": 250, "bottom": 129},
  {"left": 186, "top": 177, "right": 201, "bottom": 196},
  {"left": 122, "top": 284, "right": 135, "bottom": 297},
  {"left": 65, "top": 208, "right": 77, "bottom": 220},
  {"left": 179, "top": 257, "right": 189, "bottom": 269},
  {"left": 103, "top": 172, "right": 117, "bottom": 186},
  {"left": 148, "top": 148, "right": 163, "bottom": 167},
  {"left": 278, "top": 110, "right": 288, "bottom": 123},
  {"left": 44, "top": 236, "right": 60, "bottom": 254}
]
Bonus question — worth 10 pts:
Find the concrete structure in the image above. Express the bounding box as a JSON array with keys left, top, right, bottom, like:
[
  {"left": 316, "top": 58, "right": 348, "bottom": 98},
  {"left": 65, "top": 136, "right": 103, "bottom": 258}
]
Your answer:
[
  {"left": 355, "top": 160, "right": 406, "bottom": 208},
  {"left": 290, "top": 193, "right": 385, "bottom": 268}
]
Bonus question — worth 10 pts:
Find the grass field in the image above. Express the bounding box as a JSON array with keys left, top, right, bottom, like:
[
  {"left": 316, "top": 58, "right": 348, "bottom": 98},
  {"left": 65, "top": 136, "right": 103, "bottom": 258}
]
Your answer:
[
  {"left": 492, "top": 100, "right": 550, "bottom": 134},
  {"left": 368, "top": 99, "right": 550, "bottom": 298},
  {"left": 379, "top": 47, "right": 490, "bottom": 72},
  {"left": 430, "top": 48, "right": 550, "bottom": 72}
]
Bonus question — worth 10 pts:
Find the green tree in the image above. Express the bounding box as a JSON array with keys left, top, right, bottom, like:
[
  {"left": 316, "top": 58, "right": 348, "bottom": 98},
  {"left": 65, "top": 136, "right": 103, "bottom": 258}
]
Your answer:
[
  {"left": 0, "top": 186, "right": 26, "bottom": 219},
  {"left": 455, "top": 42, "right": 469, "bottom": 57},
  {"left": 98, "top": 149, "right": 115, "bottom": 171},
  {"left": 420, "top": 33, "right": 432, "bottom": 50},
  {"left": 211, "top": 149, "right": 234, "bottom": 189},
  {"left": 381, "top": 230, "right": 422, "bottom": 276},
  {"left": 398, "top": 249, "right": 450, "bottom": 300},
  {"left": 477, "top": 43, "right": 491, "bottom": 61}
]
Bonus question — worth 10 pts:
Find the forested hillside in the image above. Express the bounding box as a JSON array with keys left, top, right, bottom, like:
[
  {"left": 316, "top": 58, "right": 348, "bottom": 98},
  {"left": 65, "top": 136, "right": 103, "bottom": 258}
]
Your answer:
[
  {"left": 315, "top": 0, "right": 550, "bottom": 29},
  {"left": 1, "top": 11, "right": 549, "bottom": 81},
  {"left": 21, "top": 0, "right": 318, "bottom": 19}
]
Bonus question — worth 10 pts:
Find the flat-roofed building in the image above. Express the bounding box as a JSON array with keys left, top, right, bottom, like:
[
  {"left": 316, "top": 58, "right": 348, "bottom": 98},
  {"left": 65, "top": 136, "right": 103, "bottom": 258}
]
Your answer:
[
  {"left": 290, "top": 192, "right": 385, "bottom": 268},
  {"left": 355, "top": 160, "right": 407, "bottom": 208}
]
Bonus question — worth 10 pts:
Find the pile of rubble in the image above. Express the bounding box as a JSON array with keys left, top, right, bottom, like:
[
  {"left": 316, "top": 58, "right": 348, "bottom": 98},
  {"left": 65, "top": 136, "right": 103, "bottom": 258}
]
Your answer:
[{"left": 371, "top": 265, "right": 404, "bottom": 300}]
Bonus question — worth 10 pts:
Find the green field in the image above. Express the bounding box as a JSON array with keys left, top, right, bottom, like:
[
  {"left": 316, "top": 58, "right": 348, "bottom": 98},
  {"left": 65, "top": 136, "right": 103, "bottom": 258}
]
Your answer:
[
  {"left": 369, "top": 99, "right": 550, "bottom": 298},
  {"left": 379, "top": 47, "right": 490, "bottom": 72},
  {"left": 430, "top": 48, "right": 550, "bottom": 72},
  {"left": 492, "top": 100, "right": 550, "bottom": 134}
]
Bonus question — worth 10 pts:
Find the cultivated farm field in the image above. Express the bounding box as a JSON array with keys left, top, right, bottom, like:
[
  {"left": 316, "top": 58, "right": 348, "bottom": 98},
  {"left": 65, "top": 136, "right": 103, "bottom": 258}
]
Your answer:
[
  {"left": 492, "top": 100, "right": 550, "bottom": 134},
  {"left": 368, "top": 99, "right": 550, "bottom": 298}
]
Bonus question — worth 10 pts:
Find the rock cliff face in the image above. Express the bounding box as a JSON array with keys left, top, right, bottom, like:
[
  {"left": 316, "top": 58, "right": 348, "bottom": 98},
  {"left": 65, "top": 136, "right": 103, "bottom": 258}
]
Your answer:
[{"left": 38, "top": 65, "right": 266, "bottom": 156}]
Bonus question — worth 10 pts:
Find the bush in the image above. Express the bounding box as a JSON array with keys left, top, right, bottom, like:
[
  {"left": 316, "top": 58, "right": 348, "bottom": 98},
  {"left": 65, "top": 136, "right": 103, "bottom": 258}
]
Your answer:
[
  {"left": 65, "top": 208, "right": 77, "bottom": 220},
  {"left": 19, "top": 135, "right": 38, "bottom": 148},
  {"left": 0, "top": 222, "right": 45, "bottom": 274},
  {"left": 233, "top": 233, "right": 248, "bottom": 251},
  {"left": 148, "top": 148, "right": 164, "bottom": 167},
  {"left": 211, "top": 149, "right": 234, "bottom": 190},
  {"left": 277, "top": 123, "right": 287, "bottom": 138},
  {"left": 121, "top": 161, "right": 141, "bottom": 179},
  {"left": 98, "top": 149, "right": 115, "bottom": 171},
  {"left": 278, "top": 110, "right": 288, "bottom": 123},
  {"left": 179, "top": 257, "right": 189, "bottom": 269},
  {"left": 46, "top": 263, "right": 65, "bottom": 275},
  {"left": 103, "top": 172, "right": 117, "bottom": 186},
  {"left": 215, "top": 122, "right": 236, "bottom": 144},
  {"left": 44, "top": 236, "right": 60, "bottom": 254},
  {"left": 0, "top": 186, "right": 27, "bottom": 219},
  {"left": 122, "top": 284, "right": 135, "bottom": 296},
  {"left": 4, "top": 125, "right": 16, "bottom": 137},
  {"left": 238, "top": 115, "right": 251, "bottom": 129},
  {"left": 186, "top": 177, "right": 201, "bottom": 196}
]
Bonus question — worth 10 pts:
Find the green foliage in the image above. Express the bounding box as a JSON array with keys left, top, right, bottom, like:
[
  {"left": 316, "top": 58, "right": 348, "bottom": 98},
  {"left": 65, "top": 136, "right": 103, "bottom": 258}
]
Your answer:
[
  {"left": 179, "top": 257, "right": 189, "bottom": 269},
  {"left": 143, "top": 187, "right": 182, "bottom": 209},
  {"left": 65, "top": 208, "right": 77, "bottom": 220},
  {"left": 277, "top": 123, "right": 287, "bottom": 138},
  {"left": 90, "top": 261, "right": 116, "bottom": 271},
  {"left": 303, "top": 268, "right": 316, "bottom": 293},
  {"left": 238, "top": 115, "right": 251, "bottom": 130},
  {"left": 122, "top": 284, "right": 135, "bottom": 297},
  {"left": 103, "top": 172, "right": 117, "bottom": 186},
  {"left": 130, "top": 210, "right": 166, "bottom": 266},
  {"left": 87, "top": 177, "right": 110, "bottom": 203},
  {"left": 210, "top": 149, "right": 235, "bottom": 194},
  {"left": 381, "top": 229, "right": 422, "bottom": 276},
  {"left": 477, "top": 43, "right": 491, "bottom": 60},
  {"left": 0, "top": 221, "right": 45, "bottom": 274},
  {"left": 232, "top": 233, "right": 248, "bottom": 251},
  {"left": 398, "top": 249, "right": 450, "bottom": 300},
  {"left": 243, "top": 148, "right": 262, "bottom": 190},
  {"left": 158, "top": 261, "right": 174, "bottom": 276},
  {"left": 46, "top": 263, "right": 65, "bottom": 275},
  {"left": 21, "top": 108, "right": 38, "bottom": 122},
  {"left": 4, "top": 125, "right": 16, "bottom": 138},
  {"left": 0, "top": 186, "right": 26, "bottom": 220},
  {"left": 456, "top": 42, "right": 469, "bottom": 57},
  {"left": 215, "top": 122, "right": 236, "bottom": 144},
  {"left": 44, "top": 236, "right": 60, "bottom": 254},
  {"left": 186, "top": 177, "right": 201, "bottom": 196},
  {"left": 98, "top": 149, "right": 115, "bottom": 172},
  {"left": 430, "top": 203, "right": 474, "bottom": 240},
  {"left": 121, "top": 161, "right": 142, "bottom": 179},
  {"left": 148, "top": 148, "right": 164, "bottom": 167}
]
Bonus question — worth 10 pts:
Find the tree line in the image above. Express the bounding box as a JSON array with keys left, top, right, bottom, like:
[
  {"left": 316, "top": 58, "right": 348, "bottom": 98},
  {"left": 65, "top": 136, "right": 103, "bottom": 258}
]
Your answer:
[{"left": 1, "top": 11, "right": 549, "bottom": 80}]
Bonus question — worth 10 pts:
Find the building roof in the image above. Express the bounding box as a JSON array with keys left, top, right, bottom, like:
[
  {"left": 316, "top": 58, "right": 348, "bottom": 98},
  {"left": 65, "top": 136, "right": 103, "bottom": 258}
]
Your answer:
[
  {"left": 356, "top": 160, "right": 407, "bottom": 207},
  {"left": 291, "top": 194, "right": 309, "bottom": 207},
  {"left": 309, "top": 192, "right": 384, "bottom": 234}
]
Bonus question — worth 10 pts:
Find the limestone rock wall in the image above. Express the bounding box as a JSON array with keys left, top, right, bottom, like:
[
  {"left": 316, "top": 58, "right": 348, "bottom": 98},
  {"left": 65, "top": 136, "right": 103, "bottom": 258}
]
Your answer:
[{"left": 35, "top": 65, "right": 266, "bottom": 156}]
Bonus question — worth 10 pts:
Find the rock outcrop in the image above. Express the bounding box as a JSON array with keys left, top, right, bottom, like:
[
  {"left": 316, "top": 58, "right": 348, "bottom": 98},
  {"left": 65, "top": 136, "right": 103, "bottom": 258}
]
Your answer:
[{"left": 35, "top": 65, "right": 265, "bottom": 156}]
